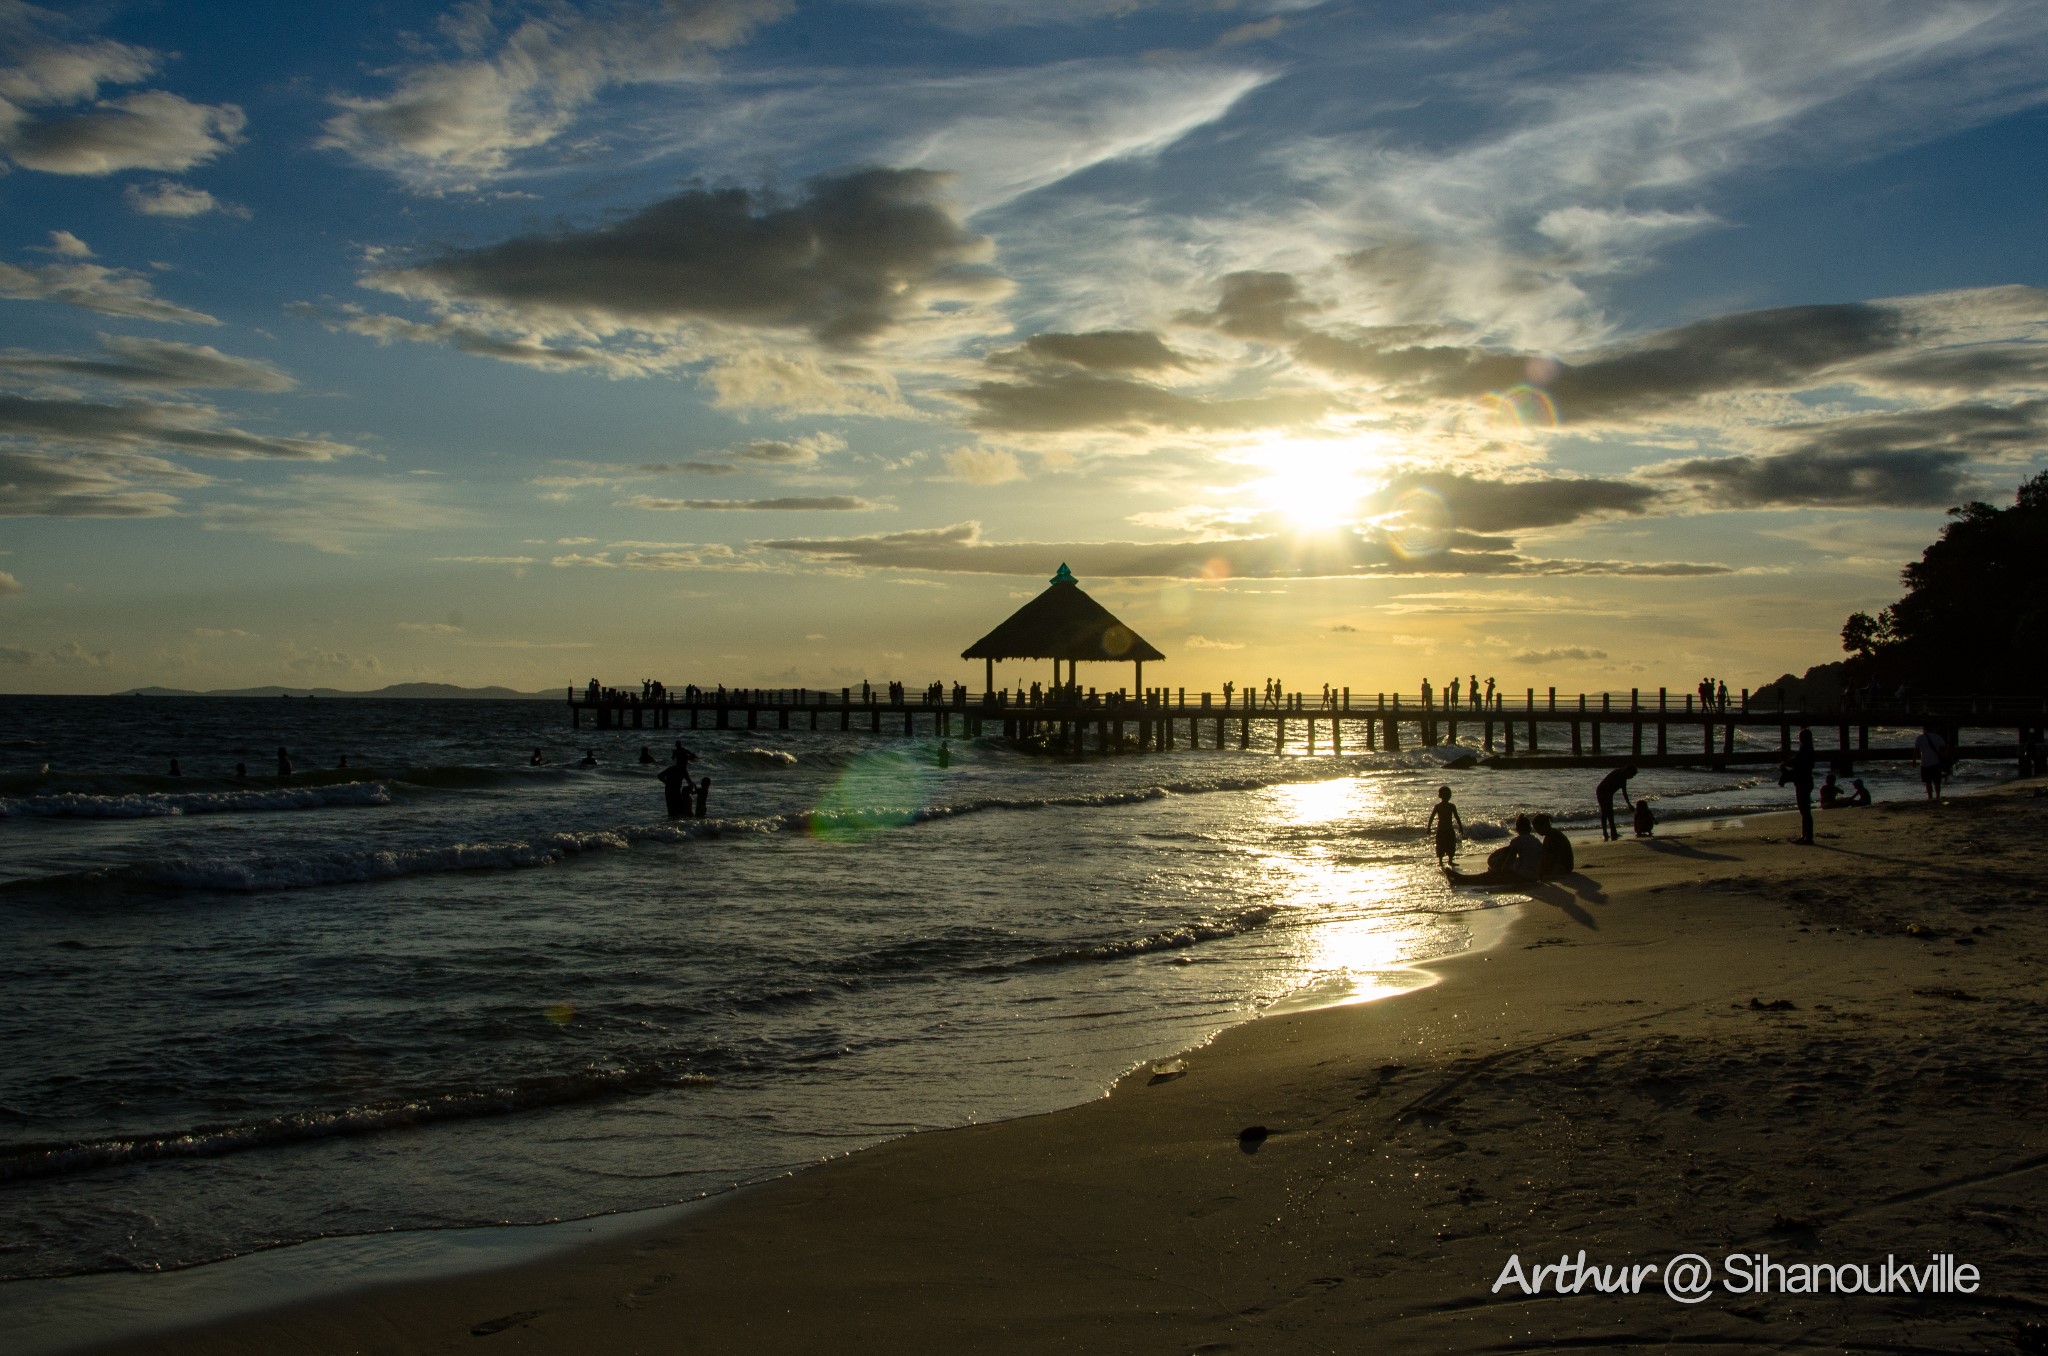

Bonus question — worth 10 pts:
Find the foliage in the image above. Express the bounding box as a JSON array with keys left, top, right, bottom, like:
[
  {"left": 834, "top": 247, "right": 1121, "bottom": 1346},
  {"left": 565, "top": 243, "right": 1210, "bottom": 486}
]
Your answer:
[{"left": 1839, "top": 471, "right": 2048, "bottom": 693}]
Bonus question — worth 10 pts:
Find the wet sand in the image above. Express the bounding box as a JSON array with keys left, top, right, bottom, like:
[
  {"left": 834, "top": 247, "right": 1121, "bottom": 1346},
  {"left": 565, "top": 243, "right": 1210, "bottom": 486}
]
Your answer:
[{"left": 81, "top": 783, "right": 2048, "bottom": 1353}]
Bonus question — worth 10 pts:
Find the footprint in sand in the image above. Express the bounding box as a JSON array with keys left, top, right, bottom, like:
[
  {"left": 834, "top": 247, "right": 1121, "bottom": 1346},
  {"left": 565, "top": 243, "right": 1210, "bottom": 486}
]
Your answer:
[{"left": 469, "top": 1309, "right": 543, "bottom": 1337}]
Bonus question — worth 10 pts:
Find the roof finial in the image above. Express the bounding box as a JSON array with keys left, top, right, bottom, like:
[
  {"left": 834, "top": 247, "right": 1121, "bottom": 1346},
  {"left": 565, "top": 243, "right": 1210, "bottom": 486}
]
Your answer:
[{"left": 1051, "top": 562, "right": 1076, "bottom": 585}]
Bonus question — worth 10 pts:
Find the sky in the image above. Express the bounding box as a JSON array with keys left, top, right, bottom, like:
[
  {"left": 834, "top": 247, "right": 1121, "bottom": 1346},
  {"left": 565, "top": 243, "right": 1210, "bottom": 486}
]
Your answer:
[{"left": 1, "top": 0, "right": 2044, "bottom": 696}]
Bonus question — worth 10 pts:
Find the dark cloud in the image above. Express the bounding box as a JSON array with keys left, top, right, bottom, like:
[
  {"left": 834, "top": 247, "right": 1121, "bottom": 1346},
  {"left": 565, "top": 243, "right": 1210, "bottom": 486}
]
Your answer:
[
  {"left": 758, "top": 521, "right": 1728, "bottom": 579},
  {"left": 992, "top": 330, "right": 1190, "bottom": 372},
  {"left": 1364, "top": 470, "right": 1661, "bottom": 533},
  {"left": 370, "top": 168, "right": 1005, "bottom": 347},
  {"left": 622, "top": 494, "right": 879, "bottom": 511},
  {"left": 636, "top": 461, "right": 740, "bottom": 476},
  {"left": 0, "top": 394, "right": 354, "bottom": 461},
  {"left": 0, "top": 448, "right": 185, "bottom": 517},
  {"left": 959, "top": 369, "right": 1327, "bottom": 433},
  {"left": 1646, "top": 447, "right": 1975, "bottom": 509},
  {"left": 0, "top": 336, "right": 294, "bottom": 390},
  {"left": 1770, "top": 399, "right": 2048, "bottom": 460},
  {"left": 1177, "top": 271, "right": 1318, "bottom": 340},
  {"left": 1863, "top": 345, "right": 2048, "bottom": 393},
  {"left": 3, "top": 91, "right": 245, "bottom": 175}
]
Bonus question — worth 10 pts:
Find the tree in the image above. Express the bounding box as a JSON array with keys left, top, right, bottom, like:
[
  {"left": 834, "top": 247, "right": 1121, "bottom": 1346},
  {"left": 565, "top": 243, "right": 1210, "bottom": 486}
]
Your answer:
[{"left": 1840, "top": 471, "right": 2048, "bottom": 693}]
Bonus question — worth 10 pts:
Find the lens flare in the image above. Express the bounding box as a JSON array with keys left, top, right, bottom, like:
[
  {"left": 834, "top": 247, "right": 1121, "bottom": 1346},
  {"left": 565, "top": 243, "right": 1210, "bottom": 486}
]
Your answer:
[
  {"left": 1388, "top": 486, "right": 1452, "bottom": 559},
  {"left": 806, "top": 749, "right": 938, "bottom": 843},
  {"left": 1462, "top": 382, "right": 1559, "bottom": 440}
]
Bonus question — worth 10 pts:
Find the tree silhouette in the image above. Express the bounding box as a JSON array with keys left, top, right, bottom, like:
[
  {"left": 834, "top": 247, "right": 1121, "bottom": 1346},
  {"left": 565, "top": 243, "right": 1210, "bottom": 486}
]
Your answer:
[{"left": 1842, "top": 471, "right": 2048, "bottom": 692}]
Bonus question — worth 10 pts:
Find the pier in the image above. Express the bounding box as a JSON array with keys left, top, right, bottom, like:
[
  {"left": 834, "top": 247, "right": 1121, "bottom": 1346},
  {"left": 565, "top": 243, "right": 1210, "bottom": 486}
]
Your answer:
[{"left": 570, "top": 683, "right": 2047, "bottom": 770}]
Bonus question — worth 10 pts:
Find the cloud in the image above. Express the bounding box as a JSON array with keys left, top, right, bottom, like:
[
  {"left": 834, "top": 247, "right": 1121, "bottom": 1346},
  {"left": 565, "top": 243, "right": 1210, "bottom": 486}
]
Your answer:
[
  {"left": 943, "top": 446, "right": 1022, "bottom": 484},
  {"left": 1179, "top": 271, "right": 1320, "bottom": 341},
  {"left": 0, "top": 336, "right": 294, "bottom": 390},
  {"left": 124, "top": 179, "right": 249, "bottom": 219},
  {"left": 397, "top": 621, "right": 464, "bottom": 634},
  {"left": 319, "top": 0, "right": 789, "bottom": 191},
  {"left": 1509, "top": 646, "right": 1610, "bottom": 664},
  {"left": 991, "top": 330, "right": 1191, "bottom": 372},
  {"left": 0, "top": 639, "right": 110, "bottom": 668},
  {"left": 1365, "top": 470, "right": 1662, "bottom": 534},
  {"left": 636, "top": 460, "right": 739, "bottom": 476},
  {"left": 959, "top": 369, "right": 1328, "bottom": 433},
  {"left": 367, "top": 168, "right": 1007, "bottom": 348},
  {"left": 758, "top": 520, "right": 1731, "bottom": 579},
  {"left": 36, "top": 230, "right": 92, "bottom": 258},
  {"left": 1644, "top": 447, "right": 1977, "bottom": 509},
  {"left": 0, "top": 447, "right": 190, "bottom": 518},
  {"left": 0, "top": 569, "right": 20, "bottom": 595},
  {"left": 620, "top": 494, "right": 880, "bottom": 511},
  {"left": 0, "top": 393, "right": 353, "bottom": 461},
  {"left": 199, "top": 475, "right": 474, "bottom": 553},
  {"left": 192, "top": 627, "right": 255, "bottom": 638},
  {"left": 434, "top": 554, "right": 535, "bottom": 565},
  {"left": 0, "top": 257, "right": 217, "bottom": 324},
  {"left": 1184, "top": 635, "right": 1244, "bottom": 650},
  {"left": 550, "top": 552, "right": 617, "bottom": 568},
  {"left": 726, "top": 432, "right": 846, "bottom": 466},
  {"left": 0, "top": 29, "right": 246, "bottom": 175}
]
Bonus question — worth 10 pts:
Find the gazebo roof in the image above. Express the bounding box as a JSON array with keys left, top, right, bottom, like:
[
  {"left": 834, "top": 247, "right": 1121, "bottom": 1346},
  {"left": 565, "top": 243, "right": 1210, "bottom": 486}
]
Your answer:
[{"left": 961, "top": 564, "right": 1165, "bottom": 663}]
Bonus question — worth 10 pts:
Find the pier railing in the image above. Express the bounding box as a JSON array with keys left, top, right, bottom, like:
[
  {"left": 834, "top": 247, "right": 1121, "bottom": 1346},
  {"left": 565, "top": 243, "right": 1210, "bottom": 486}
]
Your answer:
[{"left": 569, "top": 682, "right": 2045, "bottom": 769}]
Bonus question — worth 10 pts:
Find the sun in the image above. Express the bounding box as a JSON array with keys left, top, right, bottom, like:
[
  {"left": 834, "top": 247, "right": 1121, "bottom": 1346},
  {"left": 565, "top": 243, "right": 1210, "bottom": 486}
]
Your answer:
[{"left": 1244, "top": 435, "right": 1384, "bottom": 533}]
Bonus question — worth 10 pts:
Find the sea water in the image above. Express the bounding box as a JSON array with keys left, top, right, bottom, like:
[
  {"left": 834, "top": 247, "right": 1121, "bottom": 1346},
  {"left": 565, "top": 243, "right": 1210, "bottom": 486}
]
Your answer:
[{"left": 0, "top": 695, "right": 1989, "bottom": 1292}]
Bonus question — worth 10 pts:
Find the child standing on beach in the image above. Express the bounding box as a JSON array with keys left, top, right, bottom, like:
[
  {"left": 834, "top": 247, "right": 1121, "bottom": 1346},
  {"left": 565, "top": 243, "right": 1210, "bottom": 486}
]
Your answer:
[{"left": 1426, "top": 785, "right": 1464, "bottom": 866}]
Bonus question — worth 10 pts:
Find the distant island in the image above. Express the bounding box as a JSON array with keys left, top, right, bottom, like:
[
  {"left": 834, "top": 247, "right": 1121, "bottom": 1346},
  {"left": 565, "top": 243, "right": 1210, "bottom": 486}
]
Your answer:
[{"left": 115, "top": 683, "right": 559, "bottom": 700}]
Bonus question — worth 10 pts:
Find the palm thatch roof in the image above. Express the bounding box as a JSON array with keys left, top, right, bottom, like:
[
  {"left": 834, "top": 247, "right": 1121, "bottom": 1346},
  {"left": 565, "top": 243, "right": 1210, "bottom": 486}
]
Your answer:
[{"left": 962, "top": 564, "right": 1165, "bottom": 663}]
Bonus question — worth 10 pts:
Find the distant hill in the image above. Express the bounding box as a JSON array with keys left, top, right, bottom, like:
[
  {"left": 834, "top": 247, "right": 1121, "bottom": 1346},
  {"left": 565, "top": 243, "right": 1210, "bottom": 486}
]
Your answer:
[{"left": 116, "top": 683, "right": 560, "bottom": 700}]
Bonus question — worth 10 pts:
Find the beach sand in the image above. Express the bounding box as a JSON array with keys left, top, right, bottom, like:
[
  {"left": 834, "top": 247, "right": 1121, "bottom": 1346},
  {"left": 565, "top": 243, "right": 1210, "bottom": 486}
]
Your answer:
[{"left": 85, "top": 784, "right": 2048, "bottom": 1354}]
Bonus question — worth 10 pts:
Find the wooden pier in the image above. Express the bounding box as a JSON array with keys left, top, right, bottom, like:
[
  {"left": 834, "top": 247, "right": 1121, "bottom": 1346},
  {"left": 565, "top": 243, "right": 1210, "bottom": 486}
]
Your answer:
[{"left": 571, "top": 684, "right": 2046, "bottom": 770}]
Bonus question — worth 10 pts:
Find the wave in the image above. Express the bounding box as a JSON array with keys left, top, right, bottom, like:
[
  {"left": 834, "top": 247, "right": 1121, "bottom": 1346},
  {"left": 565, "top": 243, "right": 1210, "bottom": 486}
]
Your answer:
[
  {"left": 999, "top": 905, "right": 1283, "bottom": 969},
  {"left": 730, "top": 747, "right": 798, "bottom": 765},
  {"left": 0, "top": 1065, "right": 714, "bottom": 1186},
  {"left": 0, "top": 782, "right": 394, "bottom": 819}
]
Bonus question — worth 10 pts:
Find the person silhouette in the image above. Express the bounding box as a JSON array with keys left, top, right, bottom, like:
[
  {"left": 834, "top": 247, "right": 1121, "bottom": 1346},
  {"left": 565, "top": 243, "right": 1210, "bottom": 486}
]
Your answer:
[
  {"left": 234, "top": 762, "right": 247, "bottom": 780},
  {"left": 693, "top": 775, "right": 711, "bottom": 819},
  {"left": 529, "top": 748, "right": 545, "bottom": 766},
  {"left": 937, "top": 740, "right": 951, "bottom": 769},
  {"left": 276, "top": 746, "right": 293, "bottom": 778},
  {"left": 1426, "top": 785, "right": 1463, "bottom": 866},
  {"left": 657, "top": 749, "right": 692, "bottom": 818},
  {"left": 1595, "top": 765, "right": 1636, "bottom": 841},
  {"left": 1783, "top": 727, "right": 1817, "bottom": 843},
  {"left": 1534, "top": 813, "right": 1573, "bottom": 877},
  {"left": 578, "top": 749, "right": 598, "bottom": 767},
  {"left": 168, "top": 758, "right": 182, "bottom": 777},
  {"left": 638, "top": 745, "right": 656, "bottom": 765}
]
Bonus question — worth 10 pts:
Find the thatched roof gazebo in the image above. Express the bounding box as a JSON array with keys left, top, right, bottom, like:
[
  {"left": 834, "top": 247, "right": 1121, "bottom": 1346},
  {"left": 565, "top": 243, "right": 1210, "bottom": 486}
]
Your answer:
[{"left": 962, "top": 563, "right": 1164, "bottom": 695}]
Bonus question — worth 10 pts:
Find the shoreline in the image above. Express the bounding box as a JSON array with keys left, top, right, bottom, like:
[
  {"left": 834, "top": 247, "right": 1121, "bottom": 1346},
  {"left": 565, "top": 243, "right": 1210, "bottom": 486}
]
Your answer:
[{"left": 32, "top": 782, "right": 2048, "bottom": 1352}]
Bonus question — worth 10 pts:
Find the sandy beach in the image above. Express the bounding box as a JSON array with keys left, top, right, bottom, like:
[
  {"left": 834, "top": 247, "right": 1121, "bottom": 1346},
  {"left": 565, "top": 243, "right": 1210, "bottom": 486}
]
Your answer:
[{"left": 78, "top": 781, "right": 2048, "bottom": 1355}]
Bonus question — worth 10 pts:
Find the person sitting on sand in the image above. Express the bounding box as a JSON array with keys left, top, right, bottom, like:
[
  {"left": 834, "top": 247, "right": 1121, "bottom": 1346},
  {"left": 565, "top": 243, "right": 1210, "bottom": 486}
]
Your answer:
[
  {"left": 1533, "top": 813, "right": 1573, "bottom": 877},
  {"left": 1632, "top": 798, "right": 1656, "bottom": 837},
  {"left": 1480, "top": 814, "right": 1542, "bottom": 881},
  {"left": 578, "top": 749, "right": 598, "bottom": 767},
  {"left": 1595, "top": 765, "right": 1636, "bottom": 841},
  {"left": 1426, "top": 785, "right": 1464, "bottom": 867},
  {"left": 1846, "top": 778, "right": 1872, "bottom": 807}
]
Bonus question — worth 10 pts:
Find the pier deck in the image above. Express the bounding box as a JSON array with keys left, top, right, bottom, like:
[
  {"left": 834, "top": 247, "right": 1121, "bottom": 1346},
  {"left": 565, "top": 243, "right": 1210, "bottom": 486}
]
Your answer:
[{"left": 571, "top": 685, "right": 2045, "bottom": 770}]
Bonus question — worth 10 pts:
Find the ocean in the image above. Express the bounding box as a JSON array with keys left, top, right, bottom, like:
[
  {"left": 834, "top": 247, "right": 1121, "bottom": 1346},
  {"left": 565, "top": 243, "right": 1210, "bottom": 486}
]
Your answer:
[{"left": 0, "top": 694, "right": 1988, "bottom": 1306}]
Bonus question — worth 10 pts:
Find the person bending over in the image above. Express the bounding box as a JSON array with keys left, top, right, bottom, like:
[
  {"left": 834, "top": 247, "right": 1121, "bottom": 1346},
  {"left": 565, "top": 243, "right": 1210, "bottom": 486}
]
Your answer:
[{"left": 1595, "top": 765, "right": 1636, "bottom": 841}]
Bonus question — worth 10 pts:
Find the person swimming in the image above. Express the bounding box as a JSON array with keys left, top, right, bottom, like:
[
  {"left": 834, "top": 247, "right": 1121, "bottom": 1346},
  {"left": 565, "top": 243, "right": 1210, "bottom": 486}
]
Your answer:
[
  {"left": 168, "top": 758, "right": 182, "bottom": 777},
  {"left": 638, "top": 745, "right": 656, "bottom": 765},
  {"left": 529, "top": 748, "right": 545, "bottom": 766},
  {"left": 937, "top": 740, "right": 951, "bottom": 769},
  {"left": 276, "top": 746, "right": 293, "bottom": 778},
  {"left": 578, "top": 749, "right": 598, "bottom": 767}
]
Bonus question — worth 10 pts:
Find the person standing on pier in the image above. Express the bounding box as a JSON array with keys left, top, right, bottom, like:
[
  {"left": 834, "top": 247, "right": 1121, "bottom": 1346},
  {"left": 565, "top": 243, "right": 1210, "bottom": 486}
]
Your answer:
[
  {"left": 1469, "top": 674, "right": 1480, "bottom": 711},
  {"left": 1595, "top": 764, "right": 1636, "bottom": 841},
  {"left": 1448, "top": 676, "right": 1460, "bottom": 710},
  {"left": 1484, "top": 676, "right": 1496, "bottom": 708}
]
